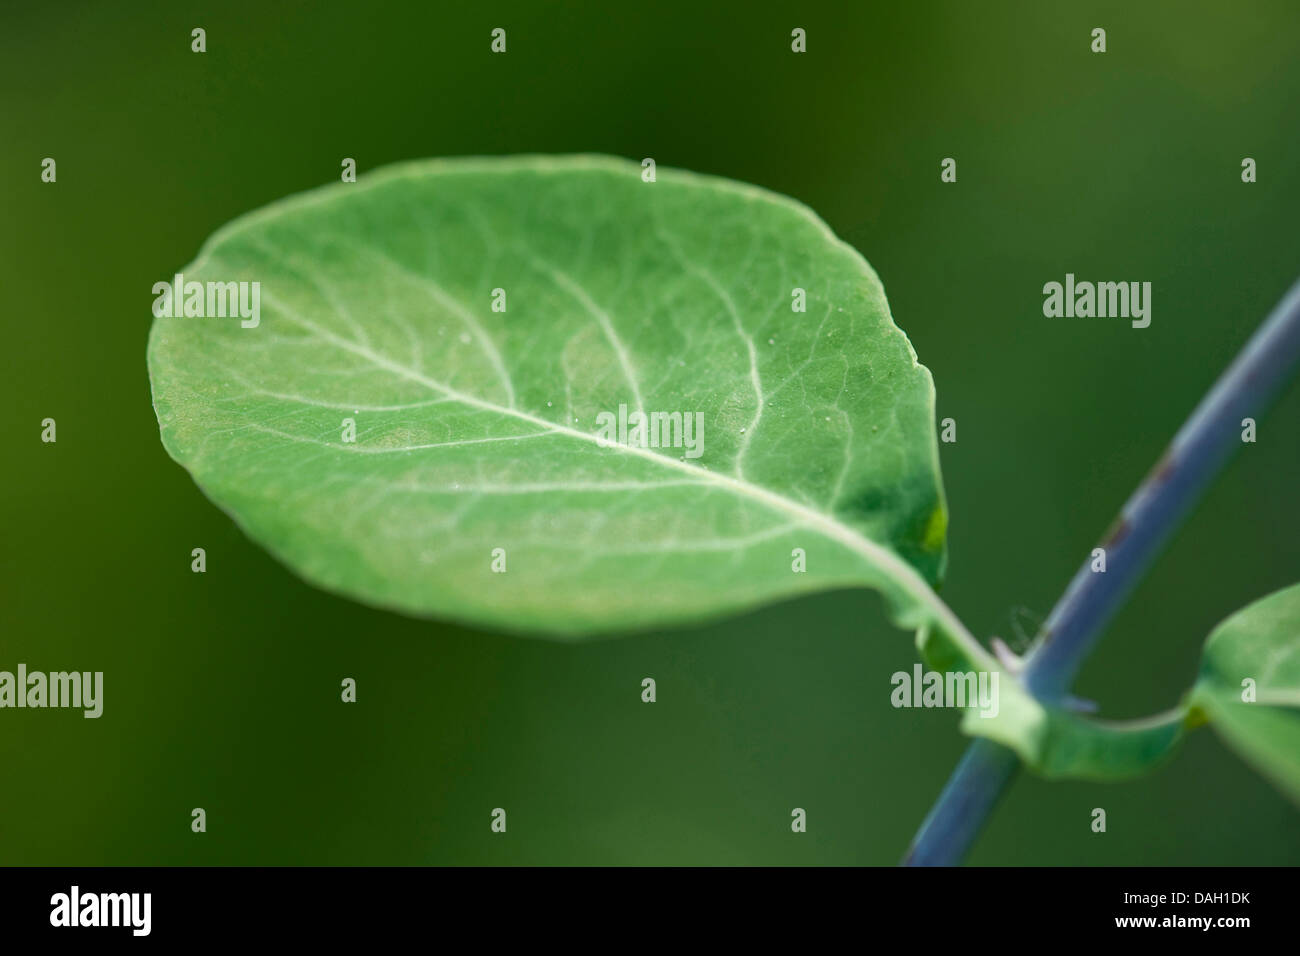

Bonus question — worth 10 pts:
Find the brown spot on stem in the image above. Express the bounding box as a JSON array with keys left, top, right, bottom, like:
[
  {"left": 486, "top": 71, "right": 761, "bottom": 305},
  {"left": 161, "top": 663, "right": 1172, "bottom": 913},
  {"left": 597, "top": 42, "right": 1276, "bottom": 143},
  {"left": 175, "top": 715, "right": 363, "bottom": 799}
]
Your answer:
[
  {"left": 1102, "top": 516, "right": 1131, "bottom": 549},
  {"left": 1145, "top": 447, "right": 1177, "bottom": 486}
]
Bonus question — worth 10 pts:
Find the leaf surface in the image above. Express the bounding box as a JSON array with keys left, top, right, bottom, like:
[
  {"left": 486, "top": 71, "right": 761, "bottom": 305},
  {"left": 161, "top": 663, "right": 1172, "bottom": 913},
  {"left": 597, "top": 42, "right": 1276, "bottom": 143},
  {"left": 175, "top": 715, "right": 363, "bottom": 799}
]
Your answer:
[
  {"left": 148, "top": 155, "right": 951, "bottom": 637},
  {"left": 1192, "top": 582, "right": 1300, "bottom": 804}
]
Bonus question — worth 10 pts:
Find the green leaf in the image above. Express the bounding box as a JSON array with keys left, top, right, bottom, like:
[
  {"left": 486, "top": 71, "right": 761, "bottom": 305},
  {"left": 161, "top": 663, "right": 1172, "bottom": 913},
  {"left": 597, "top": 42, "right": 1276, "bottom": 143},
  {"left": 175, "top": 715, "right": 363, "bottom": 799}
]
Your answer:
[
  {"left": 960, "top": 696, "right": 1189, "bottom": 780},
  {"left": 148, "top": 155, "right": 954, "bottom": 637},
  {"left": 925, "top": 583, "right": 1300, "bottom": 792},
  {"left": 1191, "top": 582, "right": 1300, "bottom": 805},
  {"left": 918, "top": 623, "right": 1189, "bottom": 780}
]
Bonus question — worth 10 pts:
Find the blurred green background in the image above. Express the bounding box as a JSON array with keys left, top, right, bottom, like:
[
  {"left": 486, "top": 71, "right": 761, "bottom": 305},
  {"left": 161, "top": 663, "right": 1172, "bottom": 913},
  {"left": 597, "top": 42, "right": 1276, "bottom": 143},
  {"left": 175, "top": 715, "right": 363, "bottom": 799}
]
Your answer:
[{"left": 3, "top": 0, "right": 1298, "bottom": 865}]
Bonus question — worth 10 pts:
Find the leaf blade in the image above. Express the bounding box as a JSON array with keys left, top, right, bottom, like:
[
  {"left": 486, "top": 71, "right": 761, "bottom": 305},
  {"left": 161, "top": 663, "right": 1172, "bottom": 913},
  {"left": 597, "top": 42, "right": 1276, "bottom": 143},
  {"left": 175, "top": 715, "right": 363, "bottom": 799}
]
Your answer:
[
  {"left": 1192, "top": 582, "right": 1300, "bottom": 804},
  {"left": 148, "top": 155, "right": 950, "bottom": 637}
]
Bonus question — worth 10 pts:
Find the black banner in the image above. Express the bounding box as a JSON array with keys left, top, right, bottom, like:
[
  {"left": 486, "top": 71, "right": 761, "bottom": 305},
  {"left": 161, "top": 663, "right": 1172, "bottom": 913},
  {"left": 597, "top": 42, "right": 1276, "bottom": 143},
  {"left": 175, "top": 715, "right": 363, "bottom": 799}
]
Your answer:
[{"left": 0, "top": 866, "right": 1278, "bottom": 942}]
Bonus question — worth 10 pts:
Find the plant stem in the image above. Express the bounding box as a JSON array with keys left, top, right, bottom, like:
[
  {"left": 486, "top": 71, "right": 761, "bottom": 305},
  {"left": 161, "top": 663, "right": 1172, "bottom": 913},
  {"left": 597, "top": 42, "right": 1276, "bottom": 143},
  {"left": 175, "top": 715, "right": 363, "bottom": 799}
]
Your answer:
[{"left": 905, "top": 276, "right": 1300, "bottom": 866}]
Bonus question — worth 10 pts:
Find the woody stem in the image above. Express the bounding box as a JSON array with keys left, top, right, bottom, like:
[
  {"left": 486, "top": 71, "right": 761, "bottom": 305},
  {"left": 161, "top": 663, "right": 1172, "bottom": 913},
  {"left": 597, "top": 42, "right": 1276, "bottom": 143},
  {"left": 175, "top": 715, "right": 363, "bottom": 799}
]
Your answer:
[{"left": 905, "top": 276, "right": 1300, "bottom": 866}]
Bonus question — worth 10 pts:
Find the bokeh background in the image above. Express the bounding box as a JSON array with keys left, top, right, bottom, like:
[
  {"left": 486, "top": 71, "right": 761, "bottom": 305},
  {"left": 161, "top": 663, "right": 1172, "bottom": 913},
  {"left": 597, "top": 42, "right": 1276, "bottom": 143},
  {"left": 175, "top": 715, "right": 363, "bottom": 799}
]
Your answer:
[{"left": 3, "top": 0, "right": 1298, "bottom": 864}]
